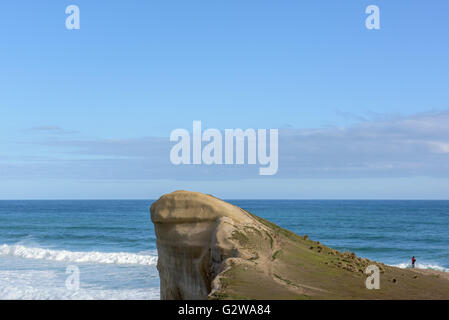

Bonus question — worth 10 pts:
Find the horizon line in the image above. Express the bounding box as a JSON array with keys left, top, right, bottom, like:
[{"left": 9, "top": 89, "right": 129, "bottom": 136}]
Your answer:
[{"left": 1, "top": 198, "right": 449, "bottom": 201}]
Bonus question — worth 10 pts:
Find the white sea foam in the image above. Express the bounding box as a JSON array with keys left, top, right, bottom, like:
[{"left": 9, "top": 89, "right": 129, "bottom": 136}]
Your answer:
[
  {"left": 391, "top": 262, "right": 449, "bottom": 272},
  {"left": 0, "top": 286, "right": 160, "bottom": 300},
  {"left": 0, "top": 244, "right": 158, "bottom": 266},
  {"left": 0, "top": 269, "right": 160, "bottom": 300}
]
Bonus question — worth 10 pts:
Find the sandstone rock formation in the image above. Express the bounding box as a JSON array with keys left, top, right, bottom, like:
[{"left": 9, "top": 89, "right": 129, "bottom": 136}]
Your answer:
[
  {"left": 151, "top": 191, "right": 449, "bottom": 300},
  {"left": 150, "top": 190, "right": 254, "bottom": 299}
]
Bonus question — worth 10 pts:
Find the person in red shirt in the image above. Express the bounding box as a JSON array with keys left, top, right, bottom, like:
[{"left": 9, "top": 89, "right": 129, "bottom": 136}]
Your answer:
[{"left": 412, "top": 256, "right": 416, "bottom": 268}]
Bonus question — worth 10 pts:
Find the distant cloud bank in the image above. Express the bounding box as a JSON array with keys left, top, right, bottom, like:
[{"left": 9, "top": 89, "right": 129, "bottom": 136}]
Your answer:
[{"left": 2, "top": 111, "right": 449, "bottom": 181}]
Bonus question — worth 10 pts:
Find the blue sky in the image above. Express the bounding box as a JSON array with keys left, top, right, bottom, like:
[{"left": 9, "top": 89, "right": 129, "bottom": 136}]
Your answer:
[{"left": 1, "top": 1, "right": 449, "bottom": 199}]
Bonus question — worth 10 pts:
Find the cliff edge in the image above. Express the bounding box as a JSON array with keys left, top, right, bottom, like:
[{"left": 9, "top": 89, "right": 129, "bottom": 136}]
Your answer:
[{"left": 150, "top": 191, "right": 449, "bottom": 300}]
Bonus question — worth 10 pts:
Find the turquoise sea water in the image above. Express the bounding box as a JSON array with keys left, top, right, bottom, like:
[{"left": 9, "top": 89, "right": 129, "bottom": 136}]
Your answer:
[{"left": 0, "top": 200, "right": 448, "bottom": 299}]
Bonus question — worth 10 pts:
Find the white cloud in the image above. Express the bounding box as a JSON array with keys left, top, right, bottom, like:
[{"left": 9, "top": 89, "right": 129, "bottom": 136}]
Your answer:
[{"left": 3, "top": 111, "right": 449, "bottom": 180}]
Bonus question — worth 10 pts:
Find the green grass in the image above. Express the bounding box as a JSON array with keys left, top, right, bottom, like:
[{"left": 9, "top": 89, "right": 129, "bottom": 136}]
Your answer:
[
  {"left": 210, "top": 208, "right": 449, "bottom": 300},
  {"left": 272, "top": 249, "right": 282, "bottom": 260}
]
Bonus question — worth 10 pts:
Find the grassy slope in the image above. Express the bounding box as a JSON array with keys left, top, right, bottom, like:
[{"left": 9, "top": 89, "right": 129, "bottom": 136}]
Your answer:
[{"left": 210, "top": 210, "right": 449, "bottom": 300}]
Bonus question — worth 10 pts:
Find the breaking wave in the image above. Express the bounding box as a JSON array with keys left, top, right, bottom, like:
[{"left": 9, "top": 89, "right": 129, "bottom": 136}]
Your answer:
[
  {"left": 391, "top": 262, "right": 449, "bottom": 272},
  {"left": 0, "top": 244, "right": 158, "bottom": 266}
]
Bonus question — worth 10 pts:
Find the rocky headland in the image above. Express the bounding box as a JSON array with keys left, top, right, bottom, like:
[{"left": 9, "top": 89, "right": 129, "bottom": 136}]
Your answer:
[{"left": 150, "top": 191, "right": 449, "bottom": 300}]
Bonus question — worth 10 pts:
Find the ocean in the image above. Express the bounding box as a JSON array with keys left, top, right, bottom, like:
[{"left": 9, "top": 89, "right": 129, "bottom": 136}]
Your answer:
[{"left": 0, "top": 200, "right": 448, "bottom": 299}]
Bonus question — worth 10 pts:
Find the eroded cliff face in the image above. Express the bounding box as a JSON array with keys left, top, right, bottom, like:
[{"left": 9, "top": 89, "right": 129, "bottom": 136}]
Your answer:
[
  {"left": 151, "top": 191, "right": 449, "bottom": 300},
  {"left": 150, "top": 190, "right": 256, "bottom": 299}
]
